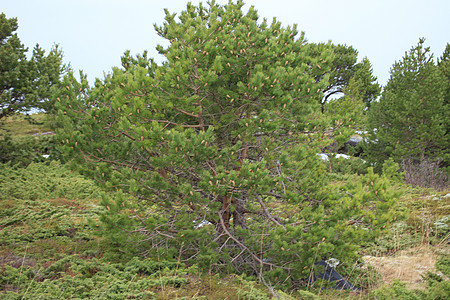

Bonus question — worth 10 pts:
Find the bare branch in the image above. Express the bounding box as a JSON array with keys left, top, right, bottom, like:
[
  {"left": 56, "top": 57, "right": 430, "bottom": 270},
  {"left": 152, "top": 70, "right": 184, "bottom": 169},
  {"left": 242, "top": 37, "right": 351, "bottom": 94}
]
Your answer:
[
  {"left": 347, "top": 215, "right": 365, "bottom": 226},
  {"left": 155, "top": 230, "right": 176, "bottom": 239},
  {"left": 255, "top": 194, "right": 286, "bottom": 231},
  {"left": 173, "top": 106, "right": 200, "bottom": 118},
  {"left": 147, "top": 119, "right": 206, "bottom": 128},
  {"left": 217, "top": 210, "right": 287, "bottom": 271}
]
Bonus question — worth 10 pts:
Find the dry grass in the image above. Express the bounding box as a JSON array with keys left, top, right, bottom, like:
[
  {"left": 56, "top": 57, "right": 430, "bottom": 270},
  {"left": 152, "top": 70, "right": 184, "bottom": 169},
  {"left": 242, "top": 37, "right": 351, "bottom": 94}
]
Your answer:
[
  {"left": 363, "top": 246, "right": 439, "bottom": 290},
  {"left": 45, "top": 197, "right": 101, "bottom": 211},
  {"left": 359, "top": 189, "right": 450, "bottom": 292},
  {"left": 402, "top": 159, "right": 449, "bottom": 191},
  {"left": 154, "top": 274, "right": 258, "bottom": 300}
]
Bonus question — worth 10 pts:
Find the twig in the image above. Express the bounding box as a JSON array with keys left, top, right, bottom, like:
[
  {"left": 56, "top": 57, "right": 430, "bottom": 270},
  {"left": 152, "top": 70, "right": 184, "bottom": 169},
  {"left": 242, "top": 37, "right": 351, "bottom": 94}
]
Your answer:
[
  {"left": 155, "top": 230, "right": 175, "bottom": 239},
  {"left": 217, "top": 210, "right": 281, "bottom": 298},
  {"left": 347, "top": 215, "right": 365, "bottom": 226},
  {"left": 147, "top": 119, "right": 206, "bottom": 128},
  {"left": 217, "top": 211, "right": 283, "bottom": 269},
  {"left": 230, "top": 248, "right": 247, "bottom": 262},
  {"left": 255, "top": 194, "right": 286, "bottom": 231}
]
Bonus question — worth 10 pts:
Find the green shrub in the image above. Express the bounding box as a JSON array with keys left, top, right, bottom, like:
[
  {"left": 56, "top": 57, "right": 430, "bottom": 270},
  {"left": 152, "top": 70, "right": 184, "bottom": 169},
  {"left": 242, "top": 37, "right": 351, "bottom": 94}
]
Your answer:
[
  {"left": 370, "top": 280, "right": 421, "bottom": 299},
  {"left": 0, "top": 255, "right": 194, "bottom": 299},
  {"left": 424, "top": 272, "right": 450, "bottom": 300},
  {"left": 0, "top": 199, "right": 102, "bottom": 247},
  {"left": 435, "top": 256, "right": 450, "bottom": 277},
  {"left": 0, "top": 134, "right": 61, "bottom": 166},
  {"left": 364, "top": 221, "right": 425, "bottom": 255},
  {"left": 371, "top": 277, "right": 449, "bottom": 300},
  {"left": 234, "top": 276, "right": 271, "bottom": 300},
  {"left": 296, "top": 290, "right": 320, "bottom": 300},
  {"left": 0, "top": 161, "right": 101, "bottom": 200},
  {"left": 328, "top": 154, "right": 368, "bottom": 175}
]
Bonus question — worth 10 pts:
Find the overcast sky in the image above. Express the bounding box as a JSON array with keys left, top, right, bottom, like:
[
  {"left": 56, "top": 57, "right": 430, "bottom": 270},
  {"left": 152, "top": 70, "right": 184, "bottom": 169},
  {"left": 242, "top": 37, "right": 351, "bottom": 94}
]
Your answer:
[{"left": 3, "top": 0, "right": 449, "bottom": 86}]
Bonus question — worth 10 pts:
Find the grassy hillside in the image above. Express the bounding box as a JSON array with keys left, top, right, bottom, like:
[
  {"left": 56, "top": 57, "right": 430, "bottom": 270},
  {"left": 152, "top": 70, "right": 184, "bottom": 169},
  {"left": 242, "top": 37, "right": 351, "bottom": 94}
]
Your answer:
[
  {"left": 0, "top": 113, "right": 53, "bottom": 138},
  {"left": 0, "top": 162, "right": 277, "bottom": 299},
  {"left": 0, "top": 114, "right": 58, "bottom": 166},
  {"left": 0, "top": 115, "right": 449, "bottom": 299}
]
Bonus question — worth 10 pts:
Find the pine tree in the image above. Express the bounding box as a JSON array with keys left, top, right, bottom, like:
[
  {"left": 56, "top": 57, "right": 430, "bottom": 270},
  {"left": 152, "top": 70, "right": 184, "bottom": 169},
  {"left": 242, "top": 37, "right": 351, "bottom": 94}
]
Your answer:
[
  {"left": 326, "top": 76, "right": 366, "bottom": 149},
  {"left": 309, "top": 43, "right": 381, "bottom": 113},
  {"left": 366, "top": 39, "right": 449, "bottom": 170},
  {"left": 56, "top": 1, "right": 397, "bottom": 289},
  {"left": 0, "top": 13, "right": 64, "bottom": 120},
  {"left": 438, "top": 44, "right": 450, "bottom": 109}
]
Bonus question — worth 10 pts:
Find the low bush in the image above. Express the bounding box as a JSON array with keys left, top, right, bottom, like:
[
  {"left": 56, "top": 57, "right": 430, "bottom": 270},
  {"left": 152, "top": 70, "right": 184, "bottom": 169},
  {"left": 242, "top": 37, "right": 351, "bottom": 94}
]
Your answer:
[
  {"left": 0, "top": 134, "right": 61, "bottom": 166},
  {"left": 370, "top": 275, "right": 450, "bottom": 300},
  {"left": 370, "top": 280, "right": 421, "bottom": 299},
  {"left": 423, "top": 272, "right": 450, "bottom": 300},
  {"left": 0, "top": 255, "right": 193, "bottom": 299},
  {"left": 0, "top": 161, "right": 101, "bottom": 200},
  {"left": 328, "top": 155, "right": 368, "bottom": 175},
  {"left": 0, "top": 199, "right": 102, "bottom": 247},
  {"left": 435, "top": 256, "right": 450, "bottom": 277}
]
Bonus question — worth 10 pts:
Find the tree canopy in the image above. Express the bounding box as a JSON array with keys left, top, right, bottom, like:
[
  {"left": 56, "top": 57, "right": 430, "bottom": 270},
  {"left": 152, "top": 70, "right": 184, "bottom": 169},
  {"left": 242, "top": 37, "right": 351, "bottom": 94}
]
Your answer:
[
  {"left": 309, "top": 43, "right": 381, "bottom": 113},
  {"left": 366, "top": 39, "right": 449, "bottom": 170},
  {"left": 55, "top": 1, "right": 397, "bottom": 289},
  {"left": 0, "top": 13, "right": 64, "bottom": 120}
]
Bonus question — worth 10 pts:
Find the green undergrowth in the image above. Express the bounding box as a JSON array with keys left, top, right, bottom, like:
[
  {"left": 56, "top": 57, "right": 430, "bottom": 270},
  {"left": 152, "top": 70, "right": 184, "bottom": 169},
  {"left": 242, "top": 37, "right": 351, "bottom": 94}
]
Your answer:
[
  {"left": 0, "top": 162, "right": 273, "bottom": 299},
  {"left": 368, "top": 279, "right": 450, "bottom": 300},
  {"left": 1, "top": 255, "right": 192, "bottom": 299},
  {"left": 0, "top": 198, "right": 103, "bottom": 252},
  {"left": 0, "top": 161, "right": 101, "bottom": 200},
  {"left": 325, "top": 158, "right": 449, "bottom": 257},
  {"left": 0, "top": 113, "right": 59, "bottom": 166},
  {"left": 0, "top": 113, "right": 52, "bottom": 137},
  {"left": 363, "top": 189, "right": 450, "bottom": 256},
  {"left": 0, "top": 150, "right": 449, "bottom": 298}
]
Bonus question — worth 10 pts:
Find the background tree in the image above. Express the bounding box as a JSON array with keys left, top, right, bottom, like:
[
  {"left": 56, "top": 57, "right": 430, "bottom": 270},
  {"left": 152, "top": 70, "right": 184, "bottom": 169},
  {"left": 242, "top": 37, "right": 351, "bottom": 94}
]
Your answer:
[
  {"left": 56, "top": 0, "right": 396, "bottom": 289},
  {"left": 0, "top": 13, "right": 64, "bottom": 120},
  {"left": 438, "top": 43, "right": 450, "bottom": 111},
  {"left": 366, "top": 39, "right": 449, "bottom": 174},
  {"left": 325, "top": 76, "right": 366, "bottom": 151},
  {"left": 309, "top": 43, "right": 381, "bottom": 113}
]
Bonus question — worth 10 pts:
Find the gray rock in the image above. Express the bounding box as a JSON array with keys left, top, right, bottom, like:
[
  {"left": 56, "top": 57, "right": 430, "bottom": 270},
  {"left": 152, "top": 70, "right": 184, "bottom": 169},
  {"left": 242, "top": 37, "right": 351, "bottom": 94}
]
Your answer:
[{"left": 347, "top": 136, "right": 363, "bottom": 147}]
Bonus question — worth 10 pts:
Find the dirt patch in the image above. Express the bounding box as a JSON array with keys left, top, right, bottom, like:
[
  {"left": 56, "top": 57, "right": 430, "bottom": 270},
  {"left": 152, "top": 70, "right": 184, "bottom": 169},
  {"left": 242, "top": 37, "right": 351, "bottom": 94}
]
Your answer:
[{"left": 363, "top": 246, "right": 436, "bottom": 290}]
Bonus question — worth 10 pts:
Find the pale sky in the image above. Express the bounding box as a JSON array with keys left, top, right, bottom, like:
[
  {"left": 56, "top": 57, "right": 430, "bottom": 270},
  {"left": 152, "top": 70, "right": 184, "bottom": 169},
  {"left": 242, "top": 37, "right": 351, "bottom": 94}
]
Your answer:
[{"left": 2, "top": 0, "right": 450, "bottom": 86}]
